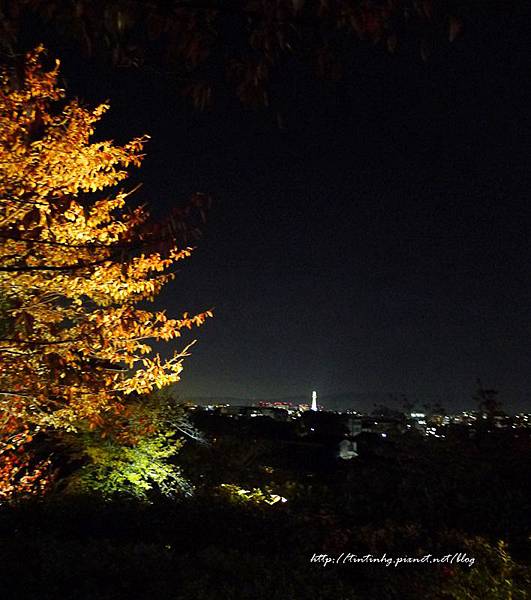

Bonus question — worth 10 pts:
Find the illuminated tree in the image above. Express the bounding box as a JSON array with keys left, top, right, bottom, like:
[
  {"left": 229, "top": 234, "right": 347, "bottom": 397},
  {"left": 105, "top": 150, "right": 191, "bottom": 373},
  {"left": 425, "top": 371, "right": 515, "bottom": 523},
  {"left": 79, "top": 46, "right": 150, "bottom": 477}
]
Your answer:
[
  {"left": 0, "top": 47, "right": 211, "bottom": 451},
  {"left": 63, "top": 396, "right": 195, "bottom": 501}
]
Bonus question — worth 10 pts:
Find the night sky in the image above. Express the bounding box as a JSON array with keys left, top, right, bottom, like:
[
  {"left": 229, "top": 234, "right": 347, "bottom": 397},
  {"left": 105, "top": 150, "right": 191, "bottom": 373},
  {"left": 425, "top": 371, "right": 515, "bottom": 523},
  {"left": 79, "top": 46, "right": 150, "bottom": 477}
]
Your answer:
[{"left": 32, "top": 12, "right": 531, "bottom": 412}]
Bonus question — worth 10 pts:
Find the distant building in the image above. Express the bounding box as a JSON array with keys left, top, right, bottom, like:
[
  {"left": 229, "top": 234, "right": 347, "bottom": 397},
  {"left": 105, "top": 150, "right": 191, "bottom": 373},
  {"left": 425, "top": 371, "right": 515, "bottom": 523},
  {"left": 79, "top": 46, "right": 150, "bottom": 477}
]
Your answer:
[
  {"left": 338, "top": 438, "right": 358, "bottom": 459},
  {"left": 257, "top": 400, "right": 299, "bottom": 416},
  {"left": 311, "top": 390, "right": 318, "bottom": 412},
  {"left": 361, "top": 416, "right": 405, "bottom": 436}
]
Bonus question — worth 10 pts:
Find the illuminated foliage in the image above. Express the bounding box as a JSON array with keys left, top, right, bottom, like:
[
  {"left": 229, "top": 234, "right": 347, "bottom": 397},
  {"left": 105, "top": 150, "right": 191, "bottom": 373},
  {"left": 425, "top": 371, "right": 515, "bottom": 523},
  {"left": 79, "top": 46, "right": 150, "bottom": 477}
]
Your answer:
[
  {"left": 0, "top": 47, "right": 211, "bottom": 447},
  {"left": 65, "top": 397, "right": 196, "bottom": 501},
  {"left": 0, "top": 428, "right": 55, "bottom": 502},
  {"left": 66, "top": 429, "right": 190, "bottom": 502},
  {"left": 218, "top": 483, "right": 287, "bottom": 506}
]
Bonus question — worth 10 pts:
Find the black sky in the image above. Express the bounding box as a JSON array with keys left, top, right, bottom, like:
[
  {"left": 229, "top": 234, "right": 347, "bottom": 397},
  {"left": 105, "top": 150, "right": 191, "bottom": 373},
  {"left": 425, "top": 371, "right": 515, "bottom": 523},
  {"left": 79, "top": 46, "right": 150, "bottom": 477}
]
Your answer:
[{"left": 25, "top": 10, "right": 531, "bottom": 411}]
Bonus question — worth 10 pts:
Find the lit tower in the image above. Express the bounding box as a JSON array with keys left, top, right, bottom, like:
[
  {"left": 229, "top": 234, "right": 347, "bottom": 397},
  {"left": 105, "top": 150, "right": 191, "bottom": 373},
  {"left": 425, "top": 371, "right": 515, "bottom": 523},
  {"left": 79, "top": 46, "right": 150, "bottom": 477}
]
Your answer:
[{"left": 311, "top": 390, "right": 318, "bottom": 411}]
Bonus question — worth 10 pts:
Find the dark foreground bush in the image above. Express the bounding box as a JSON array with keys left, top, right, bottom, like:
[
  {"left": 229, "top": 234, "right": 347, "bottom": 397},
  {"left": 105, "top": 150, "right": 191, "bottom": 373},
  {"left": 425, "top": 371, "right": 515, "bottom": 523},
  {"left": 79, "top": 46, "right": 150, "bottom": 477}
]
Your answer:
[{"left": 0, "top": 497, "right": 529, "bottom": 600}]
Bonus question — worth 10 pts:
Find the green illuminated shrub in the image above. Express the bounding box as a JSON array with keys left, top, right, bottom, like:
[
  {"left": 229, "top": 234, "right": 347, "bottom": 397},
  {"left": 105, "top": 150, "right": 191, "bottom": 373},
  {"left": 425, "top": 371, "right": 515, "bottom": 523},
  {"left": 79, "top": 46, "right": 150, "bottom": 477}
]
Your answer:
[
  {"left": 64, "top": 398, "right": 195, "bottom": 501},
  {"left": 67, "top": 432, "right": 191, "bottom": 501}
]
